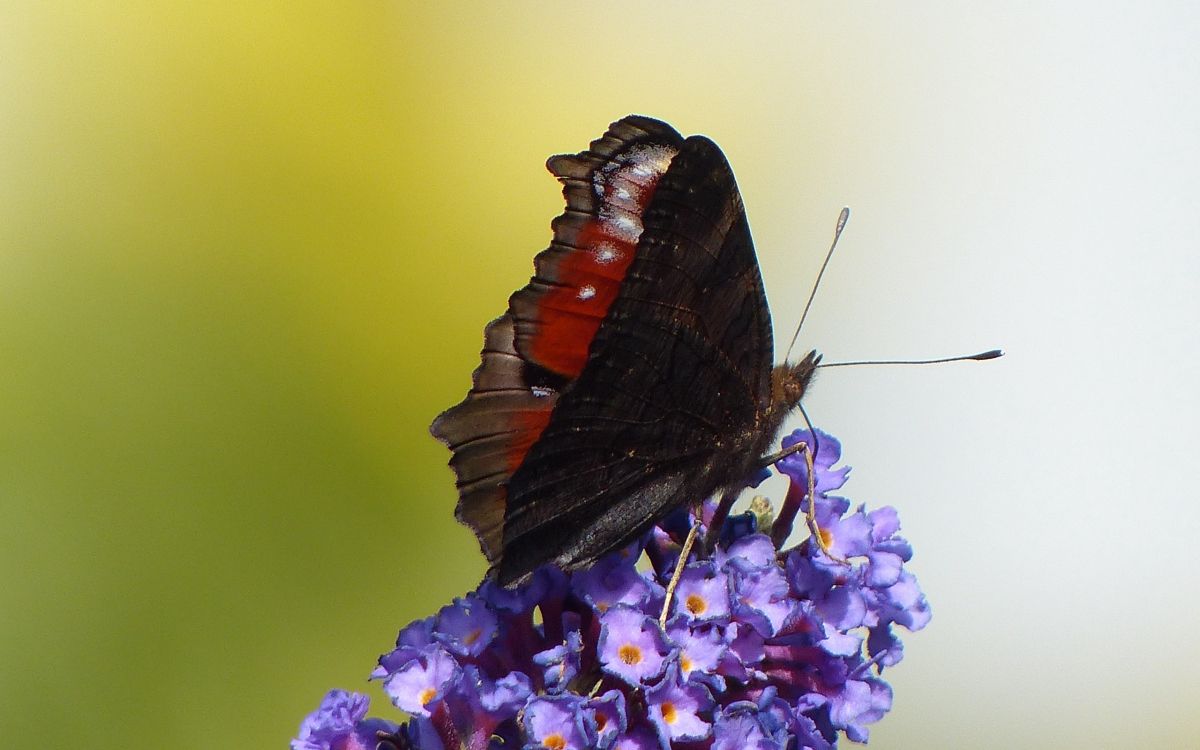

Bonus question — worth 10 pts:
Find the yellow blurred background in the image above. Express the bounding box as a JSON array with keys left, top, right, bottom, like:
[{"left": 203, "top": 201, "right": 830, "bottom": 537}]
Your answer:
[{"left": 3, "top": 3, "right": 1198, "bottom": 749}]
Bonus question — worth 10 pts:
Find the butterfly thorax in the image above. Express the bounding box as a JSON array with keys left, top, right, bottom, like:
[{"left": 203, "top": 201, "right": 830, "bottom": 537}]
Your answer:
[{"left": 719, "top": 349, "right": 822, "bottom": 488}]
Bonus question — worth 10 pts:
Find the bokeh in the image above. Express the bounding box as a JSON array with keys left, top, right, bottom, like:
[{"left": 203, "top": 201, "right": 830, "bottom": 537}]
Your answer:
[{"left": 3, "top": 3, "right": 1197, "bottom": 749}]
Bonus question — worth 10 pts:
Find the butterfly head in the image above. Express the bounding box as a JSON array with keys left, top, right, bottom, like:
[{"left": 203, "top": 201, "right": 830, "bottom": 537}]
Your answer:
[{"left": 770, "top": 349, "right": 821, "bottom": 415}]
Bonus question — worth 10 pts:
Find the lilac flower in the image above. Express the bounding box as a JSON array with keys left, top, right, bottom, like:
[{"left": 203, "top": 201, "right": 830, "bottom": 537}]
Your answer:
[
  {"left": 479, "top": 566, "right": 568, "bottom": 614},
  {"left": 533, "top": 627, "right": 583, "bottom": 693},
  {"left": 865, "top": 568, "right": 931, "bottom": 667},
  {"left": 665, "top": 617, "right": 726, "bottom": 684},
  {"left": 571, "top": 553, "right": 657, "bottom": 612},
  {"left": 758, "top": 688, "right": 832, "bottom": 750},
  {"left": 810, "top": 496, "right": 873, "bottom": 561},
  {"left": 291, "top": 690, "right": 396, "bottom": 750},
  {"left": 382, "top": 645, "right": 461, "bottom": 716},
  {"left": 434, "top": 596, "right": 498, "bottom": 658},
  {"left": 717, "top": 533, "right": 777, "bottom": 568},
  {"left": 597, "top": 606, "right": 673, "bottom": 686},
  {"left": 822, "top": 676, "right": 894, "bottom": 743},
  {"left": 459, "top": 664, "right": 532, "bottom": 733},
  {"left": 668, "top": 562, "right": 730, "bottom": 622},
  {"left": 294, "top": 429, "right": 931, "bottom": 750},
  {"left": 726, "top": 620, "right": 766, "bottom": 669},
  {"left": 523, "top": 694, "right": 595, "bottom": 750},
  {"left": 865, "top": 505, "right": 912, "bottom": 587},
  {"left": 587, "top": 689, "right": 627, "bottom": 748},
  {"left": 729, "top": 558, "right": 795, "bottom": 637},
  {"left": 711, "top": 702, "right": 786, "bottom": 750},
  {"left": 773, "top": 428, "right": 852, "bottom": 548},
  {"left": 777, "top": 428, "right": 851, "bottom": 496},
  {"left": 645, "top": 666, "right": 715, "bottom": 744},
  {"left": 372, "top": 617, "right": 434, "bottom": 679}
]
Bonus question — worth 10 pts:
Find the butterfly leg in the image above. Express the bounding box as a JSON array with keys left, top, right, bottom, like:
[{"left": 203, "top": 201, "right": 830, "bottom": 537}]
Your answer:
[
  {"left": 795, "top": 443, "right": 849, "bottom": 564},
  {"left": 659, "top": 520, "right": 701, "bottom": 627},
  {"left": 758, "top": 440, "right": 808, "bottom": 467},
  {"left": 768, "top": 439, "right": 813, "bottom": 547},
  {"left": 767, "top": 440, "right": 848, "bottom": 563}
]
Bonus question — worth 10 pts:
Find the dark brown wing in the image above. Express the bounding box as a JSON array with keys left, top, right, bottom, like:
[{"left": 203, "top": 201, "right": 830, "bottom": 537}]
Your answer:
[
  {"left": 432, "top": 116, "right": 685, "bottom": 568},
  {"left": 499, "top": 133, "right": 775, "bottom": 584},
  {"left": 509, "top": 116, "right": 686, "bottom": 378},
  {"left": 429, "top": 314, "right": 558, "bottom": 564}
]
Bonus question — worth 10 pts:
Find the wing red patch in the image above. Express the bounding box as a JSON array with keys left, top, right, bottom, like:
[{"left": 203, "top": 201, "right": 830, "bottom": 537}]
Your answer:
[
  {"left": 434, "top": 117, "right": 690, "bottom": 574},
  {"left": 504, "top": 405, "right": 553, "bottom": 474},
  {"left": 430, "top": 315, "right": 560, "bottom": 564},
  {"left": 513, "top": 142, "right": 679, "bottom": 378}
]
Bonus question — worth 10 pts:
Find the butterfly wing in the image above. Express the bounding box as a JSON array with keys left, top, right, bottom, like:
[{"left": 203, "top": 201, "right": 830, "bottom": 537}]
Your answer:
[
  {"left": 428, "top": 313, "right": 558, "bottom": 565},
  {"left": 432, "top": 116, "right": 686, "bottom": 570},
  {"left": 499, "top": 128, "right": 776, "bottom": 583}
]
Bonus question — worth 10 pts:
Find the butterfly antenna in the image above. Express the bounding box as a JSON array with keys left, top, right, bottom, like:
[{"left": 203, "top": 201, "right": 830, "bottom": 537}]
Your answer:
[
  {"left": 817, "top": 349, "right": 1004, "bottom": 368},
  {"left": 785, "top": 207, "right": 850, "bottom": 363}
]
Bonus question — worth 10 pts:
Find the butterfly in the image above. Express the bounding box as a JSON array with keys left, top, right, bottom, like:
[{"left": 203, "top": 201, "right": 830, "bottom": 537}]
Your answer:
[{"left": 432, "top": 115, "right": 819, "bottom": 586}]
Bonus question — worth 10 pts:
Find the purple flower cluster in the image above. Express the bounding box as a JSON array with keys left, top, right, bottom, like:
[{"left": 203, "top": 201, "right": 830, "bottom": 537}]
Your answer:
[{"left": 293, "top": 429, "right": 930, "bottom": 750}]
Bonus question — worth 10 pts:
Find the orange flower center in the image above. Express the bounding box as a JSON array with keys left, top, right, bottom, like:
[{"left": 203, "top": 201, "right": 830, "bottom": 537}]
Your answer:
[
  {"left": 819, "top": 527, "right": 833, "bottom": 549},
  {"left": 618, "top": 644, "right": 643, "bottom": 665},
  {"left": 660, "top": 701, "right": 677, "bottom": 724},
  {"left": 418, "top": 688, "right": 437, "bottom": 706},
  {"left": 685, "top": 594, "right": 707, "bottom": 615},
  {"left": 543, "top": 733, "right": 567, "bottom": 750}
]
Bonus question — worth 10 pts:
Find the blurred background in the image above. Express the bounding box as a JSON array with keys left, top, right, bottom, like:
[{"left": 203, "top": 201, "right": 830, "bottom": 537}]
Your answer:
[{"left": 3, "top": 2, "right": 1197, "bottom": 748}]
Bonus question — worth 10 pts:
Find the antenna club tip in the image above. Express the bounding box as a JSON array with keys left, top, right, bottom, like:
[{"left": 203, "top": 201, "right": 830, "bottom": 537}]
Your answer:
[{"left": 973, "top": 349, "right": 1004, "bottom": 360}]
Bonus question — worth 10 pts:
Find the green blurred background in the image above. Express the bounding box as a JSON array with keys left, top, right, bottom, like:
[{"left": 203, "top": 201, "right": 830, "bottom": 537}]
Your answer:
[{"left": 4, "top": 3, "right": 1198, "bottom": 749}]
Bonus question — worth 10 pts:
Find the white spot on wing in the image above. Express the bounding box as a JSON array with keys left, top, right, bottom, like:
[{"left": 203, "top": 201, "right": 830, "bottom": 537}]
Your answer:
[
  {"left": 594, "top": 243, "right": 620, "bottom": 264},
  {"left": 589, "top": 144, "right": 677, "bottom": 244},
  {"left": 578, "top": 284, "right": 596, "bottom": 301},
  {"left": 600, "top": 207, "right": 642, "bottom": 242},
  {"left": 626, "top": 145, "right": 676, "bottom": 181},
  {"left": 530, "top": 386, "right": 554, "bottom": 398},
  {"left": 592, "top": 145, "right": 677, "bottom": 197}
]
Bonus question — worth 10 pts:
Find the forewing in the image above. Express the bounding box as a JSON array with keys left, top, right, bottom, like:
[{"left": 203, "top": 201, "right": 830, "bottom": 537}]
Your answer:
[
  {"left": 432, "top": 117, "right": 685, "bottom": 568},
  {"left": 509, "top": 116, "right": 686, "bottom": 378}
]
